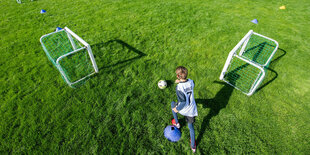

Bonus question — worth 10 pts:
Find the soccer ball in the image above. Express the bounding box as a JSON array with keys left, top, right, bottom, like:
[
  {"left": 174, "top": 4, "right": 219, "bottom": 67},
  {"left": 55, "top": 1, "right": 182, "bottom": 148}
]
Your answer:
[{"left": 158, "top": 80, "right": 167, "bottom": 89}]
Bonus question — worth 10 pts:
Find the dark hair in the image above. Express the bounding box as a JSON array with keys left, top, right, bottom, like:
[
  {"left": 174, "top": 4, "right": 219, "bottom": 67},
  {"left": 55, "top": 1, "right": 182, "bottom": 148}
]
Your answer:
[{"left": 176, "top": 66, "right": 188, "bottom": 79}]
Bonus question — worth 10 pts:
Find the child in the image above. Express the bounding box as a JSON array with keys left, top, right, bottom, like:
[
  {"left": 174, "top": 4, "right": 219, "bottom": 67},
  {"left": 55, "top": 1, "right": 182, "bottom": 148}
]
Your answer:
[{"left": 171, "top": 66, "right": 198, "bottom": 153}]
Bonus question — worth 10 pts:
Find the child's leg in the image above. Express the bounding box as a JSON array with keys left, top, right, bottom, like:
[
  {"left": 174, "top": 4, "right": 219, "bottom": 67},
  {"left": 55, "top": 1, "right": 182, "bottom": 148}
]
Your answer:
[
  {"left": 188, "top": 123, "right": 195, "bottom": 148},
  {"left": 171, "top": 101, "right": 179, "bottom": 124}
]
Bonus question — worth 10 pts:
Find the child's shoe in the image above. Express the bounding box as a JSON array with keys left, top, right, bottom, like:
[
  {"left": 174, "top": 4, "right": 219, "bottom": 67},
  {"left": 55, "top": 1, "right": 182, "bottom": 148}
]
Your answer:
[
  {"left": 171, "top": 119, "right": 180, "bottom": 128},
  {"left": 190, "top": 139, "right": 197, "bottom": 153}
]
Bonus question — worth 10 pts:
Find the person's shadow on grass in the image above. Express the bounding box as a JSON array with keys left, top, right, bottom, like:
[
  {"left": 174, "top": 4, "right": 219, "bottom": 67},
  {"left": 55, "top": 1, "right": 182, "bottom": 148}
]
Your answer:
[
  {"left": 195, "top": 48, "right": 286, "bottom": 153},
  {"left": 195, "top": 81, "right": 234, "bottom": 147},
  {"left": 195, "top": 62, "right": 248, "bottom": 151}
]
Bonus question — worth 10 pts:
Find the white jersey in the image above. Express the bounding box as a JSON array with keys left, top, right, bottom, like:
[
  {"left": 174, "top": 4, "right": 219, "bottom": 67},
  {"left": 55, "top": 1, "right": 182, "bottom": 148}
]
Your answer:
[{"left": 176, "top": 79, "right": 198, "bottom": 117}]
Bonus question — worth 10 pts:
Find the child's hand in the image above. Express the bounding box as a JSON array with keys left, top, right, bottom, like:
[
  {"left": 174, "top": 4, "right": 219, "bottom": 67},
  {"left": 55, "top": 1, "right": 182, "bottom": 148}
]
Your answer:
[
  {"left": 175, "top": 79, "right": 180, "bottom": 84},
  {"left": 172, "top": 107, "right": 178, "bottom": 113}
]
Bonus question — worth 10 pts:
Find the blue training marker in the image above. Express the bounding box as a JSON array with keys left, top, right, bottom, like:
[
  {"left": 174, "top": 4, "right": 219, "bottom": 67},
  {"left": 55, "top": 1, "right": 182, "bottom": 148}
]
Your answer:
[
  {"left": 164, "top": 125, "right": 181, "bottom": 142},
  {"left": 251, "top": 19, "right": 258, "bottom": 24},
  {"left": 40, "top": 9, "right": 46, "bottom": 14},
  {"left": 56, "top": 27, "right": 62, "bottom": 32}
]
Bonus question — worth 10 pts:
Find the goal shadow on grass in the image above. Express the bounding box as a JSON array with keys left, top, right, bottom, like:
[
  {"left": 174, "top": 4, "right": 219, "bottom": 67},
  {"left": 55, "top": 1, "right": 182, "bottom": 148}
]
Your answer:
[
  {"left": 91, "top": 39, "right": 146, "bottom": 71},
  {"left": 256, "top": 48, "right": 286, "bottom": 92}
]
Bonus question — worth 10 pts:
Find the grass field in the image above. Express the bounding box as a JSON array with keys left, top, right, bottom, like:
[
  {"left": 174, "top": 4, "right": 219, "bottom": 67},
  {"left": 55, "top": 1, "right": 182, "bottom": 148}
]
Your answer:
[{"left": 1, "top": 0, "right": 310, "bottom": 154}]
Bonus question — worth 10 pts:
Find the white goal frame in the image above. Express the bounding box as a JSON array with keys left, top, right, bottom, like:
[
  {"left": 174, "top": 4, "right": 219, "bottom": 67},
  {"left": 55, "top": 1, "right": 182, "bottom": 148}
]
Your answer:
[
  {"left": 219, "top": 30, "right": 279, "bottom": 96},
  {"left": 40, "top": 27, "right": 98, "bottom": 87}
]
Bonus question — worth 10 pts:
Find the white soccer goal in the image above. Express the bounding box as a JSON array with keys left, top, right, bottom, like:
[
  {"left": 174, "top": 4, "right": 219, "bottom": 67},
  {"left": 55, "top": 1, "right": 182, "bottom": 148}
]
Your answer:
[
  {"left": 219, "top": 30, "right": 279, "bottom": 96},
  {"left": 40, "top": 27, "right": 98, "bottom": 87}
]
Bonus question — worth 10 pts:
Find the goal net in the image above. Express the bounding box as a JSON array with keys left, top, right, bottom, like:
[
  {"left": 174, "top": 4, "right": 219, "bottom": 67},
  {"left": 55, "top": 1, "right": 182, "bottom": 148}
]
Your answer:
[
  {"left": 40, "top": 27, "right": 98, "bottom": 87},
  {"left": 219, "top": 30, "right": 278, "bottom": 96}
]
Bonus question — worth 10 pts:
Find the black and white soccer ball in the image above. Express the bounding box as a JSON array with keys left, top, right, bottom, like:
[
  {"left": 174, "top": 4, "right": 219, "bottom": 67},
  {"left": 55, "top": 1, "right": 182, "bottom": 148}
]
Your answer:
[{"left": 158, "top": 80, "right": 167, "bottom": 89}]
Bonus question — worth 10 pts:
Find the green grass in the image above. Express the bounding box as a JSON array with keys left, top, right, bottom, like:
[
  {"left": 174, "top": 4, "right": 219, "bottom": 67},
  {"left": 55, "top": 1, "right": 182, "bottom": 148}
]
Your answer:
[{"left": 1, "top": 0, "right": 310, "bottom": 154}]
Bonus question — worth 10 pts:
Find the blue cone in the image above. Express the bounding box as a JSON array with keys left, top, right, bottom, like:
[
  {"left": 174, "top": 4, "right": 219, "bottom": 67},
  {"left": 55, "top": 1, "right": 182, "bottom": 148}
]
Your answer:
[
  {"left": 164, "top": 125, "right": 181, "bottom": 142},
  {"left": 40, "top": 9, "right": 46, "bottom": 14},
  {"left": 56, "top": 27, "right": 62, "bottom": 32},
  {"left": 251, "top": 19, "right": 258, "bottom": 24}
]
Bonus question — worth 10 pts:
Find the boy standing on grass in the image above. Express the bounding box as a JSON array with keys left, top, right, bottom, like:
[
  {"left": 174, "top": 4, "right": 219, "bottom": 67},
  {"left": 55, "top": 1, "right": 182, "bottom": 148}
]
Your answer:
[{"left": 171, "top": 66, "right": 198, "bottom": 153}]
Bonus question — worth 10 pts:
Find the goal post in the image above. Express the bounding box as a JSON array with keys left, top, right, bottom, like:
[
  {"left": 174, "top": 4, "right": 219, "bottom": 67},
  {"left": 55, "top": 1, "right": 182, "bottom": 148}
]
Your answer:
[
  {"left": 220, "top": 30, "right": 278, "bottom": 96},
  {"left": 63, "top": 27, "right": 98, "bottom": 73},
  {"left": 40, "top": 27, "right": 98, "bottom": 87}
]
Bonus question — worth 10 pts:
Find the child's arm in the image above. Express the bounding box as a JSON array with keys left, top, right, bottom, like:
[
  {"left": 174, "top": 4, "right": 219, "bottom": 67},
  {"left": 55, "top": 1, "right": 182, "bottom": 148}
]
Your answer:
[{"left": 175, "top": 90, "right": 187, "bottom": 111}]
